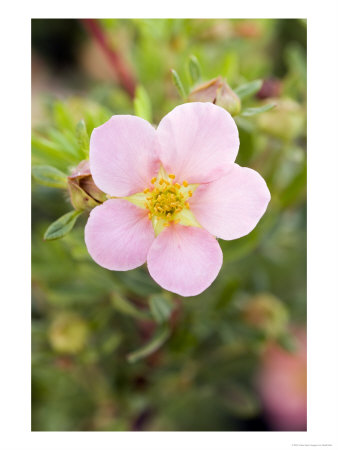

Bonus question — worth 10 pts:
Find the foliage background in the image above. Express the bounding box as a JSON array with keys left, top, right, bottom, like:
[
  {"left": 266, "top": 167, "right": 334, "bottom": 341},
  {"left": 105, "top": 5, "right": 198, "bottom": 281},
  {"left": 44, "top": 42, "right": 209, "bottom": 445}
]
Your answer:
[{"left": 31, "top": 18, "right": 307, "bottom": 431}]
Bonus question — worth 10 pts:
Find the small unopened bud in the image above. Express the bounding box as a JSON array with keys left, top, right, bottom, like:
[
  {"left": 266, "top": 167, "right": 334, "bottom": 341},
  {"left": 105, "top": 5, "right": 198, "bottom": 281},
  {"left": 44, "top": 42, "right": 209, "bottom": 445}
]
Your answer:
[
  {"left": 48, "top": 313, "right": 89, "bottom": 354},
  {"left": 256, "top": 78, "right": 282, "bottom": 100},
  {"left": 215, "top": 80, "right": 241, "bottom": 116},
  {"left": 68, "top": 160, "right": 106, "bottom": 211},
  {"left": 242, "top": 293, "right": 288, "bottom": 339},
  {"left": 188, "top": 76, "right": 241, "bottom": 116},
  {"left": 188, "top": 77, "right": 223, "bottom": 102},
  {"left": 256, "top": 98, "right": 305, "bottom": 141}
]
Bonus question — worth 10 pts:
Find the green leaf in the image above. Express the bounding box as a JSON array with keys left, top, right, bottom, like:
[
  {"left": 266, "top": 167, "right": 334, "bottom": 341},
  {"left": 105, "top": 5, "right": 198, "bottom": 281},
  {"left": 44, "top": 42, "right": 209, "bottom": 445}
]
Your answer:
[
  {"left": 241, "top": 103, "right": 276, "bottom": 117},
  {"left": 47, "top": 128, "right": 80, "bottom": 159},
  {"left": 111, "top": 292, "right": 150, "bottom": 320},
  {"left": 76, "top": 120, "right": 90, "bottom": 158},
  {"left": 44, "top": 210, "right": 82, "bottom": 241},
  {"left": 234, "top": 116, "right": 256, "bottom": 133},
  {"left": 149, "top": 294, "right": 174, "bottom": 324},
  {"left": 31, "top": 134, "right": 75, "bottom": 167},
  {"left": 285, "top": 43, "right": 307, "bottom": 82},
  {"left": 171, "top": 69, "right": 187, "bottom": 99},
  {"left": 115, "top": 269, "right": 163, "bottom": 296},
  {"left": 32, "top": 165, "right": 68, "bottom": 189},
  {"left": 53, "top": 101, "right": 75, "bottom": 132},
  {"left": 188, "top": 54, "right": 202, "bottom": 85},
  {"left": 127, "top": 325, "right": 170, "bottom": 363},
  {"left": 279, "top": 162, "right": 306, "bottom": 208},
  {"left": 221, "top": 51, "right": 239, "bottom": 85},
  {"left": 234, "top": 79, "right": 262, "bottom": 100},
  {"left": 133, "top": 85, "right": 153, "bottom": 122}
]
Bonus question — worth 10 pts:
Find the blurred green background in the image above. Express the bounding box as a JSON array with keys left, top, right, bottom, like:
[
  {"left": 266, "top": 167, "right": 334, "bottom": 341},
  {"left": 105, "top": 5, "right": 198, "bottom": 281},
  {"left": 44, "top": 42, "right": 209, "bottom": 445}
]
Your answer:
[{"left": 31, "top": 18, "right": 307, "bottom": 431}]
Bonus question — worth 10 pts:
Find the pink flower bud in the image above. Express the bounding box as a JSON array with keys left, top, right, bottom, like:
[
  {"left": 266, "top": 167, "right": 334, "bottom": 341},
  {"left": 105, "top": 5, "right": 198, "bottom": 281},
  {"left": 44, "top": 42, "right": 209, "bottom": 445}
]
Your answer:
[
  {"left": 256, "top": 78, "right": 282, "bottom": 100},
  {"left": 68, "top": 160, "right": 107, "bottom": 211},
  {"left": 188, "top": 76, "right": 241, "bottom": 116}
]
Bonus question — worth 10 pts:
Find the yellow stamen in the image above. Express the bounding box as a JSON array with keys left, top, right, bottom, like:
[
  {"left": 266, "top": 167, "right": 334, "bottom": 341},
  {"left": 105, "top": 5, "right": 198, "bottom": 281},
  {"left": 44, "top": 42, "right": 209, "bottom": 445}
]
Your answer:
[{"left": 145, "top": 171, "right": 195, "bottom": 225}]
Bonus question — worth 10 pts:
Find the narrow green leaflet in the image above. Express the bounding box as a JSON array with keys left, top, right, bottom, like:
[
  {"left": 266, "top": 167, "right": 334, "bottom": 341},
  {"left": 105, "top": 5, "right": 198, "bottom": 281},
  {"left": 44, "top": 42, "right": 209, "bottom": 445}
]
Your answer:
[
  {"left": 47, "top": 128, "right": 80, "bottom": 159},
  {"left": 241, "top": 103, "right": 276, "bottom": 117},
  {"left": 111, "top": 292, "right": 150, "bottom": 320},
  {"left": 188, "top": 54, "right": 202, "bottom": 85},
  {"left": 44, "top": 210, "right": 83, "bottom": 241},
  {"left": 31, "top": 134, "right": 76, "bottom": 168},
  {"left": 285, "top": 44, "right": 307, "bottom": 82},
  {"left": 279, "top": 162, "right": 307, "bottom": 208},
  {"left": 76, "top": 119, "right": 90, "bottom": 158},
  {"left": 234, "top": 116, "right": 256, "bottom": 133},
  {"left": 127, "top": 325, "right": 170, "bottom": 363},
  {"left": 32, "top": 165, "right": 68, "bottom": 189},
  {"left": 53, "top": 101, "right": 75, "bottom": 132},
  {"left": 149, "top": 294, "right": 174, "bottom": 324},
  {"left": 115, "top": 269, "right": 163, "bottom": 296},
  {"left": 134, "top": 85, "right": 153, "bottom": 123},
  {"left": 234, "top": 79, "right": 262, "bottom": 100},
  {"left": 221, "top": 51, "right": 239, "bottom": 85},
  {"left": 171, "top": 69, "right": 187, "bottom": 99}
]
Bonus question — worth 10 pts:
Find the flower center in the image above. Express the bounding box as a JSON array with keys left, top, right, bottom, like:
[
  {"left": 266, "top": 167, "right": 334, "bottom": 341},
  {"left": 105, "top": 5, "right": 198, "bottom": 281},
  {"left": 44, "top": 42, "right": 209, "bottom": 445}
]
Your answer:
[{"left": 144, "top": 174, "right": 191, "bottom": 222}]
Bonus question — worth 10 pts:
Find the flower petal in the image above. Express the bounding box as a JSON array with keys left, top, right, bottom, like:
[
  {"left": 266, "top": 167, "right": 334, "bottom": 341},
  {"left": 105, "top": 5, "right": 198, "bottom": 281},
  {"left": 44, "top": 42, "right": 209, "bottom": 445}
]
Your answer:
[
  {"left": 85, "top": 199, "right": 155, "bottom": 270},
  {"left": 156, "top": 102, "right": 239, "bottom": 184},
  {"left": 90, "top": 115, "right": 160, "bottom": 197},
  {"left": 190, "top": 164, "right": 271, "bottom": 240},
  {"left": 147, "top": 225, "right": 223, "bottom": 297}
]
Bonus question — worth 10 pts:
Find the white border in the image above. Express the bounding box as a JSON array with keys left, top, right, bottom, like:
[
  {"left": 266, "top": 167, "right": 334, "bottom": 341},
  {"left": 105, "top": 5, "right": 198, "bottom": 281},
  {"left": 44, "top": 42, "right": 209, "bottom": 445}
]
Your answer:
[{"left": 1, "top": 1, "right": 338, "bottom": 449}]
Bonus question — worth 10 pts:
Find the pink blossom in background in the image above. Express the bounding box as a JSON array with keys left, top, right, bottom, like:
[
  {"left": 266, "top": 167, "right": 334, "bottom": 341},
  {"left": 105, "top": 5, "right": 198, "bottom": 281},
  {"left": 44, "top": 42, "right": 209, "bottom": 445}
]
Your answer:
[
  {"left": 258, "top": 329, "right": 307, "bottom": 431},
  {"left": 84, "top": 102, "right": 271, "bottom": 296}
]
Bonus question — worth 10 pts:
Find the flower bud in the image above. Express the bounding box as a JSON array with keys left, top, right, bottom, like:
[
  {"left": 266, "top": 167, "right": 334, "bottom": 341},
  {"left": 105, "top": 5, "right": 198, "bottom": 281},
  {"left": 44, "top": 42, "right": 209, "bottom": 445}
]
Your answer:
[
  {"left": 256, "top": 98, "right": 305, "bottom": 141},
  {"left": 256, "top": 78, "right": 282, "bottom": 100},
  {"left": 68, "top": 160, "right": 106, "bottom": 211},
  {"left": 48, "top": 312, "right": 89, "bottom": 354},
  {"left": 188, "top": 76, "right": 241, "bottom": 116},
  {"left": 242, "top": 293, "right": 288, "bottom": 339}
]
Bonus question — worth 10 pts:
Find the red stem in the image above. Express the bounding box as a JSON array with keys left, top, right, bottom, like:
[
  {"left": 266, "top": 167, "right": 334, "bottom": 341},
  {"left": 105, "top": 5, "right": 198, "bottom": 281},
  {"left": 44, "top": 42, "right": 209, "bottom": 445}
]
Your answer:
[{"left": 81, "top": 19, "right": 136, "bottom": 98}]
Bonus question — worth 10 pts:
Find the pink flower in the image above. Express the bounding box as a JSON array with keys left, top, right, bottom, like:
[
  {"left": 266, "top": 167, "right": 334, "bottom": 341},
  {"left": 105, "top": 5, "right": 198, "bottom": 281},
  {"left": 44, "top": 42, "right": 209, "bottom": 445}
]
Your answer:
[{"left": 85, "top": 102, "right": 270, "bottom": 296}]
